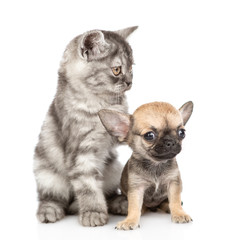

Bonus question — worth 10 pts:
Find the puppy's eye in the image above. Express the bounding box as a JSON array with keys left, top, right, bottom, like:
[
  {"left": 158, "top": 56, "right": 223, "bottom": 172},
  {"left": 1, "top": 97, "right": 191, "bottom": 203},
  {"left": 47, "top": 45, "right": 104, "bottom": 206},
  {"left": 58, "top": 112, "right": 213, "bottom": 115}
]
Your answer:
[
  {"left": 112, "top": 66, "right": 121, "bottom": 76},
  {"left": 144, "top": 131, "right": 156, "bottom": 141},
  {"left": 178, "top": 129, "right": 186, "bottom": 139}
]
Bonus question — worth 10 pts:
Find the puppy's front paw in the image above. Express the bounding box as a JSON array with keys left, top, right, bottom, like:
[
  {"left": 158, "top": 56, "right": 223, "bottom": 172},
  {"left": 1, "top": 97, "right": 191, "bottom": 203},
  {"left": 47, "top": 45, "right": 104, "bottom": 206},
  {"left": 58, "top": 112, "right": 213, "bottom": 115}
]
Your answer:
[
  {"left": 79, "top": 211, "right": 108, "bottom": 227},
  {"left": 115, "top": 219, "right": 139, "bottom": 230},
  {"left": 171, "top": 210, "right": 192, "bottom": 223}
]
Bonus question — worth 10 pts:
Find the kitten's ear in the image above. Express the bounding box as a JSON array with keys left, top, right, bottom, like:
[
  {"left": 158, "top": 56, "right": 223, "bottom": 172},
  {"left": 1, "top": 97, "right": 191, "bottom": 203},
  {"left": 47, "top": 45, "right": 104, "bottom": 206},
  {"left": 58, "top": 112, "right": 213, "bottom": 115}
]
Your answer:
[
  {"left": 179, "top": 101, "right": 194, "bottom": 125},
  {"left": 80, "top": 30, "right": 110, "bottom": 61},
  {"left": 115, "top": 26, "right": 138, "bottom": 39},
  {"left": 98, "top": 109, "right": 131, "bottom": 142}
]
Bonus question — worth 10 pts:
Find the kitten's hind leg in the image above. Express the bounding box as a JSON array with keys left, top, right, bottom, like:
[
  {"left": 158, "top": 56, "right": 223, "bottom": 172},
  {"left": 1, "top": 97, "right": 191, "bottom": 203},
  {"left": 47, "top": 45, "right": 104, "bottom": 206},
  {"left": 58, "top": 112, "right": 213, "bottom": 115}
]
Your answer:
[
  {"left": 67, "top": 199, "right": 79, "bottom": 215},
  {"left": 107, "top": 194, "right": 128, "bottom": 215}
]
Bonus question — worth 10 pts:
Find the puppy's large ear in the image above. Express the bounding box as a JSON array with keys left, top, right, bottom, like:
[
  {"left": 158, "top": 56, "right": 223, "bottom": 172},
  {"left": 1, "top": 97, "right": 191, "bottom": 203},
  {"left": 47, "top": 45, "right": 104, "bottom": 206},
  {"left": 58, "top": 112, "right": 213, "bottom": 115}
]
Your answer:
[
  {"left": 80, "top": 30, "right": 110, "bottom": 61},
  {"left": 115, "top": 26, "right": 138, "bottom": 39},
  {"left": 98, "top": 110, "right": 130, "bottom": 142},
  {"left": 179, "top": 101, "right": 193, "bottom": 125}
]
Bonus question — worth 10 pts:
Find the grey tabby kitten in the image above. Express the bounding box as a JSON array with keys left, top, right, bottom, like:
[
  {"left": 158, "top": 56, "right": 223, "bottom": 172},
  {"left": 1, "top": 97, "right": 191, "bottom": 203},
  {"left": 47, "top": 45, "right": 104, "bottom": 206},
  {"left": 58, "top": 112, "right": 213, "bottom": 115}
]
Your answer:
[{"left": 34, "top": 26, "right": 137, "bottom": 226}]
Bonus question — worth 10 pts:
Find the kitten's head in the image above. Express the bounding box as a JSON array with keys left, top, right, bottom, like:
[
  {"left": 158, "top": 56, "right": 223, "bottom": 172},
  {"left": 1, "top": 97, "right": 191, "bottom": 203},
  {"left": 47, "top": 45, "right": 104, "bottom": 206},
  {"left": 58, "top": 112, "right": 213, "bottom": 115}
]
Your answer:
[{"left": 60, "top": 26, "right": 138, "bottom": 96}]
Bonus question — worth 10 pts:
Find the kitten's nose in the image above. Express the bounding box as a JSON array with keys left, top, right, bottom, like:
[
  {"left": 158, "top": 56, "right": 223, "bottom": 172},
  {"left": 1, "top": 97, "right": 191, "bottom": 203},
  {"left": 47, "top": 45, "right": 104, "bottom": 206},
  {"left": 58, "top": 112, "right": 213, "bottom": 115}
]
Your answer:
[{"left": 125, "top": 81, "right": 132, "bottom": 87}]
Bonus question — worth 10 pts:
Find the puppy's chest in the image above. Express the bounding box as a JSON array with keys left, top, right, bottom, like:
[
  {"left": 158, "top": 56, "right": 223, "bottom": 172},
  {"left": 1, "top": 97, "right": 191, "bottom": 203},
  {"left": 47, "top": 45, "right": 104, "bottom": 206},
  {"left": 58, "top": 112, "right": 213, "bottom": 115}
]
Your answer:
[{"left": 143, "top": 179, "right": 168, "bottom": 208}]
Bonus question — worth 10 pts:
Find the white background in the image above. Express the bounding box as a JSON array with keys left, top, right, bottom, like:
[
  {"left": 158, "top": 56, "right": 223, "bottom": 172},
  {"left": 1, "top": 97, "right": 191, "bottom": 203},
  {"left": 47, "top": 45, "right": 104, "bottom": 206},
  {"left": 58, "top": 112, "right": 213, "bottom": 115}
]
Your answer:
[{"left": 0, "top": 0, "right": 244, "bottom": 239}]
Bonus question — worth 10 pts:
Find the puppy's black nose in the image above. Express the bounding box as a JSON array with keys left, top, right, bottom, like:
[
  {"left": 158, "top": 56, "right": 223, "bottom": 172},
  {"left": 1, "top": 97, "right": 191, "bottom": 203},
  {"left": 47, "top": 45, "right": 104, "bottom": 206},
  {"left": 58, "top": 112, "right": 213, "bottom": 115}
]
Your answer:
[{"left": 164, "top": 139, "right": 175, "bottom": 150}]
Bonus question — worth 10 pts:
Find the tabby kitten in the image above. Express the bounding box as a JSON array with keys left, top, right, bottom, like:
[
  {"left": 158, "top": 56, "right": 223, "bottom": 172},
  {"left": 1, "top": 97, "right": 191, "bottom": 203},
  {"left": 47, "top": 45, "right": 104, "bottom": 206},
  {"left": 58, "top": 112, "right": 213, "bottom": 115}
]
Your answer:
[{"left": 34, "top": 26, "right": 137, "bottom": 226}]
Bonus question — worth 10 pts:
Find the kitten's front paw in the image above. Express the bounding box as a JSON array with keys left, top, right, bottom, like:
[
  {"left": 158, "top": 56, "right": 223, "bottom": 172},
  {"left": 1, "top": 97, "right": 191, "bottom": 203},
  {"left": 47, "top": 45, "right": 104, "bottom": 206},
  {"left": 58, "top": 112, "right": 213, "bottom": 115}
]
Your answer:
[
  {"left": 115, "top": 219, "right": 139, "bottom": 230},
  {"left": 171, "top": 210, "right": 192, "bottom": 223},
  {"left": 37, "top": 202, "right": 65, "bottom": 223},
  {"left": 79, "top": 211, "right": 108, "bottom": 227}
]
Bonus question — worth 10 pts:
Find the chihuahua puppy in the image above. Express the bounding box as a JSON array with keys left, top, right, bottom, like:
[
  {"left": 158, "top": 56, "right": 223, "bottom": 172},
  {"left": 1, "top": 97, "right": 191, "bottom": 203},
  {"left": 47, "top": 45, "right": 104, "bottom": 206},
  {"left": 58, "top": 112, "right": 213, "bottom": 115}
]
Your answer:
[{"left": 98, "top": 101, "right": 193, "bottom": 230}]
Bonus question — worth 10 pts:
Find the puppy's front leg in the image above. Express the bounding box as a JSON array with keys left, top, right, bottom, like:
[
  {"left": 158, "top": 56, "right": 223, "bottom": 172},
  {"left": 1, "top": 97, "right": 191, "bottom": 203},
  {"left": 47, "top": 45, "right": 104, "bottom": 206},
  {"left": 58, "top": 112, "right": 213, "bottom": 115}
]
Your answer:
[
  {"left": 168, "top": 182, "right": 192, "bottom": 223},
  {"left": 116, "top": 187, "right": 144, "bottom": 230}
]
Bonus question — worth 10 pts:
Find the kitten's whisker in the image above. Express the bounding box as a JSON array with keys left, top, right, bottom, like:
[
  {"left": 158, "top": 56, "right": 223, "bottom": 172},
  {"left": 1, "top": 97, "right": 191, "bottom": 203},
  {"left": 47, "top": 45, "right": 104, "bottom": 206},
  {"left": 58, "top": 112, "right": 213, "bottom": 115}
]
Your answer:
[
  {"left": 115, "top": 85, "right": 123, "bottom": 104},
  {"left": 114, "top": 85, "right": 121, "bottom": 104}
]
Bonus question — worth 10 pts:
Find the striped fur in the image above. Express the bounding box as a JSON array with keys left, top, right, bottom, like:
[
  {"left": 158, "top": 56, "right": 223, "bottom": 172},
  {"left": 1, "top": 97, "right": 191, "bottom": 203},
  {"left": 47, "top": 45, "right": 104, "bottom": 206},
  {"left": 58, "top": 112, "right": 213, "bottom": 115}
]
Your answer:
[{"left": 34, "top": 27, "right": 137, "bottom": 226}]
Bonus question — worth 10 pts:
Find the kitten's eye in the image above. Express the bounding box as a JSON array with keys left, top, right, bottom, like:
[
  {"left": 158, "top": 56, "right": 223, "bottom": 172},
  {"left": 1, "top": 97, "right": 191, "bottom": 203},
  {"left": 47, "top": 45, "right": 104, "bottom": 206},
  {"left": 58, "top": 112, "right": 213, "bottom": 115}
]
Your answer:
[
  {"left": 112, "top": 66, "right": 121, "bottom": 76},
  {"left": 178, "top": 129, "right": 186, "bottom": 139},
  {"left": 143, "top": 131, "right": 156, "bottom": 141}
]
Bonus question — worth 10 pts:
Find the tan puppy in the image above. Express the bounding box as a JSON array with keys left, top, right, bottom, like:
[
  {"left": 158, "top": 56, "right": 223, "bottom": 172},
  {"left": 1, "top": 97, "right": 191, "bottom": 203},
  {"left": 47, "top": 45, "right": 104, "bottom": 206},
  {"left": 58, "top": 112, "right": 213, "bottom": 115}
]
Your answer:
[{"left": 98, "top": 101, "right": 193, "bottom": 230}]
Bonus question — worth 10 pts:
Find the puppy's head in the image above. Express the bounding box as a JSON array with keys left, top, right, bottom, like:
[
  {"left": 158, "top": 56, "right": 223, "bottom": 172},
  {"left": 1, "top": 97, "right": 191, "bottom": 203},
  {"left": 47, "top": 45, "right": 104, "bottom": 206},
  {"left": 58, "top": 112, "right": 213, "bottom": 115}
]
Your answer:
[{"left": 98, "top": 101, "right": 193, "bottom": 161}]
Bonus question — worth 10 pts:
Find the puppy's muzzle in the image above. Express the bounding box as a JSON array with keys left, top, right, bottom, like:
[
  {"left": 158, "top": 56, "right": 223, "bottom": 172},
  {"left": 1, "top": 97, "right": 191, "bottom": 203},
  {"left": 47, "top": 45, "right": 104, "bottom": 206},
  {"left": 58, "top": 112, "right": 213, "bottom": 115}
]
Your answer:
[{"left": 154, "top": 138, "right": 181, "bottom": 158}]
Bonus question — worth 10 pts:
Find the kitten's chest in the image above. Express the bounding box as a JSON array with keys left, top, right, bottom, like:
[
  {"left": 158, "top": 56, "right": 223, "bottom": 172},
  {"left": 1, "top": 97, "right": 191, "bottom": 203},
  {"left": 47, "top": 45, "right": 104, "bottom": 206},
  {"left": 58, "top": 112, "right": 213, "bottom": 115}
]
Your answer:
[
  {"left": 65, "top": 87, "right": 128, "bottom": 116},
  {"left": 61, "top": 91, "right": 128, "bottom": 153}
]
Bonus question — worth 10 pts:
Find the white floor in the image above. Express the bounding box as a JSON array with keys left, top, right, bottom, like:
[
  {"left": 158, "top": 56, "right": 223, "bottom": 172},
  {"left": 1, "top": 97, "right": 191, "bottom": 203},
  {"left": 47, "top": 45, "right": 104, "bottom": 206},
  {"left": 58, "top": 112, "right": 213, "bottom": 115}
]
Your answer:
[
  {"left": 30, "top": 212, "right": 244, "bottom": 240},
  {"left": 2, "top": 192, "right": 242, "bottom": 240}
]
